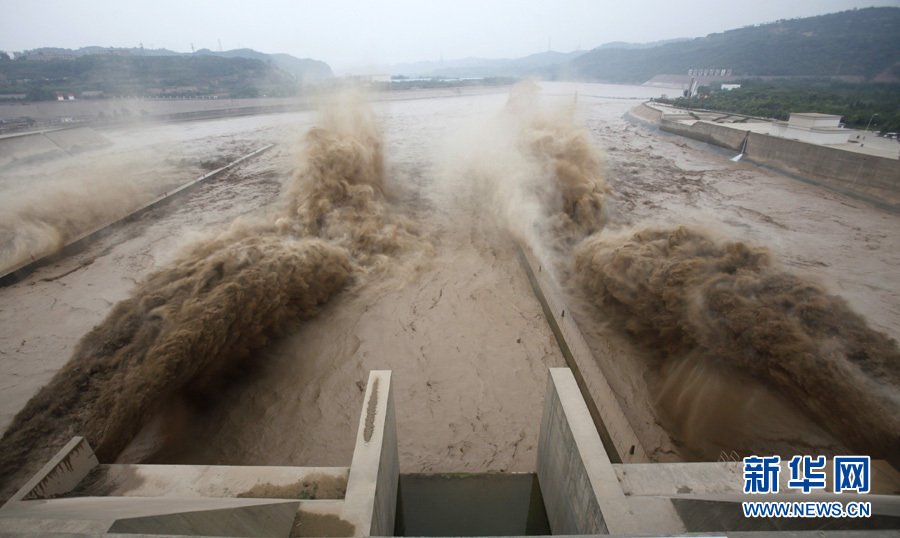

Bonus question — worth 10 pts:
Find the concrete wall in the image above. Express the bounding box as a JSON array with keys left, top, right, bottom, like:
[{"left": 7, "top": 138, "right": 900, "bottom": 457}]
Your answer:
[
  {"left": 0, "top": 127, "right": 109, "bottom": 169},
  {"left": 660, "top": 118, "right": 748, "bottom": 151},
  {"left": 518, "top": 244, "right": 646, "bottom": 464},
  {"left": 657, "top": 114, "right": 900, "bottom": 211},
  {"left": 341, "top": 370, "right": 399, "bottom": 537},
  {"left": 43, "top": 127, "right": 110, "bottom": 153},
  {"left": 1, "top": 144, "right": 273, "bottom": 285},
  {"left": 745, "top": 131, "right": 900, "bottom": 209},
  {"left": 0, "top": 496, "right": 300, "bottom": 536},
  {"left": 627, "top": 103, "right": 663, "bottom": 123},
  {"left": 536, "top": 368, "right": 638, "bottom": 535},
  {"left": 0, "top": 132, "right": 66, "bottom": 168}
]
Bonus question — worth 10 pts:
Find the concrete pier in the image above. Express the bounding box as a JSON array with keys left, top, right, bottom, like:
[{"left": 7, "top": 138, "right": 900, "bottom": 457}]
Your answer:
[
  {"left": 536, "top": 367, "right": 900, "bottom": 536},
  {"left": 0, "top": 370, "right": 399, "bottom": 537},
  {"left": 537, "top": 368, "right": 640, "bottom": 535},
  {"left": 518, "top": 243, "right": 647, "bottom": 464},
  {"left": 341, "top": 370, "right": 400, "bottom": 537}
]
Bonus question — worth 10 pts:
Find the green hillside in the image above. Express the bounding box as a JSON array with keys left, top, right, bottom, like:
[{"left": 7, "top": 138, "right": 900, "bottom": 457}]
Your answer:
[
  {"left": 566, "top": 7, "right": 900, "bottom": 83},
  {"left": 193, "top": 48, "right": 333, "bottom": 82},
  {"left": 0, "top": 54, "right": 304, "bottom": 100}
]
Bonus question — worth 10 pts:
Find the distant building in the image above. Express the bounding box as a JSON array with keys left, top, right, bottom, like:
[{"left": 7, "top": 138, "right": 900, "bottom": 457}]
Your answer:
[
  {"left": 721, "top": 84, "right": 741, "bottom": 91},
  {"left": 769, "top": 113, "right": 851, "bottom": 145}
]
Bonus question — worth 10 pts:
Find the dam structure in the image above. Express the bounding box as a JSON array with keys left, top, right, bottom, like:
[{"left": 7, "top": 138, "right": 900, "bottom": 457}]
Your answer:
[
  {"left": 2, "top": 367, "right": 899, "bottom": 536},
  {"left": 4, "top": 239, "right": 898, "bottom": 536},
  {"left": 0, "top": 85, "right": 900, "bottom": 538}
]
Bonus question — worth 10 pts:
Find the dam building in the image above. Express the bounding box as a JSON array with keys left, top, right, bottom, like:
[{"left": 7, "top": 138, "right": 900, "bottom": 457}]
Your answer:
[
  {"left": 1, "top": 243, "right": 899, "bottom": 537},
  {"left": 1, "top": 367, "right": 899, "bottom": 537},
  {"left": 768, "top": 113, "right": 851, "bottom": 145}
]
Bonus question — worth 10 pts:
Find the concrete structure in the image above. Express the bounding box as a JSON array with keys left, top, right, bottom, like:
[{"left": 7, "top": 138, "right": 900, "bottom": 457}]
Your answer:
[
  {"left": 537, "top": 368, "right": 640, "bottom": 534},
  {"left": 2, "top": 365, "right": 899, "bottom": 535},
  {"left": 341, "top": 370, "right": 399, "bottom": 537},
  {"left": 0, "top": 126, "right": 110, "bottom": 169},
  {"left": 0, "top": 131, "right": 69, "bottom": 168},
  {"left": 0, "top": 144, "right": 274, "bottom": 285},
  {"left": 518, "top": 243, "right": 647, "bottom": 464},
  {"left": 0, "top": 370, "right": 398, "bottom": 537},
  {"left": 0, "top": 96, "right": 319, "bottom": 124},
  {"left": 536, "top": 367, "right": 900, "bottom": 536},
  {"left": 631, "top": 103, "right": 900, "bottom": 213},
  {"left": 770, "top": 113, "right": 851, "bottom": 145}
]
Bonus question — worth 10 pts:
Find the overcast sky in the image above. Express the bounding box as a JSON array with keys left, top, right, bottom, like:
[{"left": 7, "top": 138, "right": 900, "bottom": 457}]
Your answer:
[{"left": 1, "top": 0, "right": 896, "bottom": 72}]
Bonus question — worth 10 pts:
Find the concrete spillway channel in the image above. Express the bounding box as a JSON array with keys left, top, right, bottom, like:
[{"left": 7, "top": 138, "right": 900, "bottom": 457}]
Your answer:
[
  {"left": 516, "top": 242, "right": 647, "bottom": 465},
  {"left": 0, "top": 144, "right": 274, "bottom": 286}
]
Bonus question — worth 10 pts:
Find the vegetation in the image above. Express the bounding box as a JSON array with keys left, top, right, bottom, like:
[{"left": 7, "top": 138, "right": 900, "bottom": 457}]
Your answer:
[
  {"left": 0, "top": 54, "right": 305, "bottom": 101},
  {"left": 654, "top": 79, "right": 900, "bottom": 134},
  {"left": 563, "top": 7, "right": 900, "bottom": 83}
]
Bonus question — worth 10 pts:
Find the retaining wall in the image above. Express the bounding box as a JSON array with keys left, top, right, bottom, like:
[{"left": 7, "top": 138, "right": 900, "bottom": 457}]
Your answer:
[
  {"left": 536, "top": 368, "right": 637, "bottom": 535},
  {"left": 0, "top": 132, "right": 67, "bottom": 168},
  {"left": 655, "top": 114, "right": 900, "bottom": 211},
  {"left": 660, "top": 118, "right": 747, "bottom": 151},
  {"left": 43, "top": 127, "right": 110, "bottom": 153},
  {"left": 0, "top": 96, "right": 317, "bottom": 122},
  {"left": 627, "top": 103, "right": 663, "bottom": 123},
  {"left": 745, "top": 132, "right": 900, "bottom": 208},
  {"left": 0, "top": 127, "right": 109, "bottom": 169},
  {"left": 517, "top": 244, "right": 646, "bottom": 464}
]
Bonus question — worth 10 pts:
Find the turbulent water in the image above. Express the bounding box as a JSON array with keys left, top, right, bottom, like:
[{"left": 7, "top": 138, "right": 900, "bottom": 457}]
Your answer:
[
  {"left": 0, "top": 91, "right": 428, "bottom": 498},
  {"left": 1, "top": 83, "right": 898, "bottom": 499},
  {"left": 575, "top": 226, "right": 900, "bottom": 456},
  {"left": 471, "top": 84, "right": 900, "bottom": 459}
]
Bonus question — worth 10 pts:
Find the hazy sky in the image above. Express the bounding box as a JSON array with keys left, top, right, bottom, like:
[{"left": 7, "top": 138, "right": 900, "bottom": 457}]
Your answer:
[{"left": 1, "top": 0, "right": 896, "bottom": 72}]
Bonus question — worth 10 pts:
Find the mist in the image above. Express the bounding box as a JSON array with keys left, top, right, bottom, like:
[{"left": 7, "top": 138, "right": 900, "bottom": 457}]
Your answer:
[{"left": 0, "top": 91, "right": 429, "bottom": 499}]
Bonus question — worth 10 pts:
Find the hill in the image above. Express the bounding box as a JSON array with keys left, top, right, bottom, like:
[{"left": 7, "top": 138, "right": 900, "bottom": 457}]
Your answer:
[
  {"left": 0, "top": 54, "right": 306, "bottom": 100},
  {"left": 192, "top": 48, "right": 332, "bottom": 82},
  {"left": 564, "top": 7, "right": 900, "bottom": 83},
  {"left": 1, "top": 46, "right": 333, "bottom": 100}
]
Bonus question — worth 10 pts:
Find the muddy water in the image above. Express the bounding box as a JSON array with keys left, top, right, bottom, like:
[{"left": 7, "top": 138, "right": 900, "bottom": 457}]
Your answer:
[
  {"left": 131, "top": 90, "right": 572, "bottom": 472},
  {"left": 1, "top": 83, "right": 898, "bottom": 479}
]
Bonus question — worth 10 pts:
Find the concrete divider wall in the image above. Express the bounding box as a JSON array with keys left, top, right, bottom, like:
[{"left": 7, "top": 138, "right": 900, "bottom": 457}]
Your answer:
[
  {"left": 341, "top": 370, "right": 399, "bottom": 537},
  {"left": 0, "top": 127, "right": 109, "bottom": 169},
  {"left": 660, "top": 118, "right": 747, "bottom": 151},
  {"left": 0, "top": 132, "right": 67, "bottom": 168},
  {"left": 43, "top": 127, "right": 110, "bottom": 154},
  {"left": 537, "top": 368, "right": 637, "bottom": 535},
  {"left": 655, "top": 112, "right": 900, "bottom": 210},
  {"left": 628, "top": 103, "right": 663, "bottom": 123},
  {"left": 745, "top": 132, "right": 900, "bottom": 207},
  {"left": 2, "top": 436, "right": 98, "bottom": 506},
  {"left": 517, "top": 244, "right": 646, "bottom": 464}
]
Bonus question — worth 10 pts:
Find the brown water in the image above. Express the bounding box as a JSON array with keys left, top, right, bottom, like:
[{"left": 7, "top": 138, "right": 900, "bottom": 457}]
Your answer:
[{"left": 1, "top": 83, "right": 899, "bottom": 498}]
